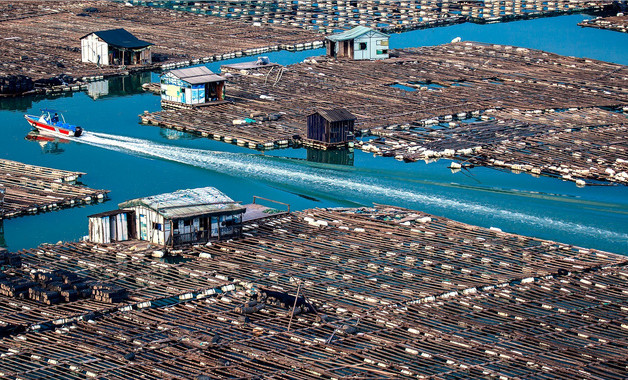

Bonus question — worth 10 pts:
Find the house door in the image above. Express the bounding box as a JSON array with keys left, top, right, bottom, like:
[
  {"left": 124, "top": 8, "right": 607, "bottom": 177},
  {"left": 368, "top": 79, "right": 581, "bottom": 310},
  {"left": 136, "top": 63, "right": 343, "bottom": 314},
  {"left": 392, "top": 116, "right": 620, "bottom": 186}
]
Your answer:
[{"left": 327, "top": 41, "right": 337, "bottom": 57}]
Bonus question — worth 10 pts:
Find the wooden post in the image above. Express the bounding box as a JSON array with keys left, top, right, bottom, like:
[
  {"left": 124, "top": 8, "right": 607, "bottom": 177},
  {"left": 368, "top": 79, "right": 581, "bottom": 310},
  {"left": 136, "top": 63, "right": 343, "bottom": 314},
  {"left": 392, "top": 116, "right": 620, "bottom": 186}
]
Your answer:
[{"left": 287, "top": 281, "right": 301, "bottom": 332}]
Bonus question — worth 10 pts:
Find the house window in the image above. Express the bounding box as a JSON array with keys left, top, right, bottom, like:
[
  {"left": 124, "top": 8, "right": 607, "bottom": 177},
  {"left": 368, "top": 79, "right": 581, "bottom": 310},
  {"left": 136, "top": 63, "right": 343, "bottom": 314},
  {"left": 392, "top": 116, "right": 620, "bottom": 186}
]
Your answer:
[
  {"left": 377, "top": 49, "right": 388, "bottom": 55},
  {"left": 359, "top": 42, "right": 367, "bottom": 50},
  {"left": 152, "top": 222, "right": 163, "bottom": 231},
  {"left": 377, "top": 40, "right": 389, "bottom": 47},
  {"left": 183, "top": 219, "right": 193, "bottom": 227}
]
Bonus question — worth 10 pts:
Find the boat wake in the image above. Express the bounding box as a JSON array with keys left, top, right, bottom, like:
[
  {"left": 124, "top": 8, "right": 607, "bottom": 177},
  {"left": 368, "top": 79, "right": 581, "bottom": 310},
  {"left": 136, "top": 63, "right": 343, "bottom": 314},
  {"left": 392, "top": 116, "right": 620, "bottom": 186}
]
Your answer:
[{"left": 76, "top": 131, "right": 628, "bottom": 247}]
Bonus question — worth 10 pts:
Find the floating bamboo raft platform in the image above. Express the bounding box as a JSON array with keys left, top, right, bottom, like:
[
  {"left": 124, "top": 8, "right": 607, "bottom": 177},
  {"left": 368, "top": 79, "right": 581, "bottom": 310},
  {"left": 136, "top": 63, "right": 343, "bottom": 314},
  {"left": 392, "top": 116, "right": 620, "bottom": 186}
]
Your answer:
[
  {"left": 0, "top": 159, "right": 108, "bottom": 219},
  {"left": 134, "top": 0, "right": 465, "bottom": 33},
  {"left": 0, "top": 205, "right": 627, "bottom": 378},
  {"left": 460, "top": 0, "right": 611, "bottom": 23},
  {"left": 126, "top": 0, "right": 609, "bottom": 34},
  {"left": 578, "top": 14, "right": 628, "bottom": 33},
  {"left": 143, "top": 41, "right": 628, "bottom": 182},
  {"left": 0, "top": 0, "right": 321, "bottom": 81},
  {"left": 371, "top": 107, "right": 628, "bottom": 184}
]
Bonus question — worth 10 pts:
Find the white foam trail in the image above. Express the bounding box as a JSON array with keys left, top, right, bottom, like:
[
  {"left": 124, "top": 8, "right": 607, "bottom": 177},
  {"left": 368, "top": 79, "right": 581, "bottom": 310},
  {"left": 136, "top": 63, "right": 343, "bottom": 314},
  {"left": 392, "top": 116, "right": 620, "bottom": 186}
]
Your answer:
[{"left": 77, "top": 132, "right": 628, "bottom": 244}]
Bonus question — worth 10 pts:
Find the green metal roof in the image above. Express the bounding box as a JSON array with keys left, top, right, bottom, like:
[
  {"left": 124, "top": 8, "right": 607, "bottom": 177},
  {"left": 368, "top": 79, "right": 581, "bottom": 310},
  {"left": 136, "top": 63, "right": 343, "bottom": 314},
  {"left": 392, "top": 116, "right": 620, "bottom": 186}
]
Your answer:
[
  {"left": 119, "top": 187, "right": 245, "bottom": 220},
  {"left": 326, "top": 26, "right": 389, "bottom": 42}
]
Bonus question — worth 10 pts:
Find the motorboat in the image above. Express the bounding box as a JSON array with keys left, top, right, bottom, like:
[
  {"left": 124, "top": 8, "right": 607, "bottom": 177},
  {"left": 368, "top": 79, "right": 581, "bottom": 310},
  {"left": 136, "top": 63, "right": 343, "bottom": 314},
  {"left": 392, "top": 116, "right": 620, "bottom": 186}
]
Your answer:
[{"left": 24, "top": 109, "right": 83, "bottom": 137}]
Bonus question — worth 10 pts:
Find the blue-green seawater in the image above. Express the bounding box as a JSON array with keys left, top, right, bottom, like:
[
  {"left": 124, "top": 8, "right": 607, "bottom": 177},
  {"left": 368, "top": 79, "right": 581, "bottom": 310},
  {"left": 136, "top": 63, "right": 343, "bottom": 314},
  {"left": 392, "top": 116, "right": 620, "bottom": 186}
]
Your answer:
[{"left": 1, "top": 14, "right": 627, "bottom": 253}]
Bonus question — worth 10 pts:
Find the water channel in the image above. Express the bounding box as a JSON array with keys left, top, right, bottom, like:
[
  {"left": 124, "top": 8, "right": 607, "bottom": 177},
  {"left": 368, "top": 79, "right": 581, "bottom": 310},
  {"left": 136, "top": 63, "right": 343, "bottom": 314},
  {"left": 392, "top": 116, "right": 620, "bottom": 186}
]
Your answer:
[{"left": 1, "top": 14, "right": 627, "bottom": 253}]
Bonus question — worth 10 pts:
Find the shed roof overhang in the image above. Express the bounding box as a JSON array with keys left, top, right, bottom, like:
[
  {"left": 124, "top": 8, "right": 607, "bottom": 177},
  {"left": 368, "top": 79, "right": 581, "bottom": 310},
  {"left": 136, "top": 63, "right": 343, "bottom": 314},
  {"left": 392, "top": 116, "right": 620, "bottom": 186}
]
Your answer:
[
  {"left": 326, "top": 26, "right": 389, "bottom": 42},
  {"left": 81, "top": 28, "right": 153, "bottom": 49}
]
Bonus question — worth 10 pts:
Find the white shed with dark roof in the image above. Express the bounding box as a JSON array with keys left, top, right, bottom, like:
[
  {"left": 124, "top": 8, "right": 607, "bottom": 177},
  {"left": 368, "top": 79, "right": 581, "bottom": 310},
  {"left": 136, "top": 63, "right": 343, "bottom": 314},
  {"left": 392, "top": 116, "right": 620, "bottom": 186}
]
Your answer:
[
  {"left": 160, "top": 66, "right": 227, "bottom": 105},
  {"left": 80, "top": 28, "right": 152, "bottom": 66}
]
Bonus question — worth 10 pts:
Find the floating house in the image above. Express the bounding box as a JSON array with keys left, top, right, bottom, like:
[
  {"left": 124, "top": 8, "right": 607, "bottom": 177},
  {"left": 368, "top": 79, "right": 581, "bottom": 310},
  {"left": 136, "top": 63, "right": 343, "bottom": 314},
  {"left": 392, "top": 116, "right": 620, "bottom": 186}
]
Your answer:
[
  {"left": 326, "top": 26, "right": 390, "bottom": 60},
  {"left": 89, "top": 187, "right": 245, "bottom": 247},
  {"left": 81, "top": 28, "right": 152, "bottom": 66},
  {"left": 306, "top": 108, "right": 356, "bottom": 148},
  {"left": 160, "top": 67, "right": 226, "bottom": 106}
]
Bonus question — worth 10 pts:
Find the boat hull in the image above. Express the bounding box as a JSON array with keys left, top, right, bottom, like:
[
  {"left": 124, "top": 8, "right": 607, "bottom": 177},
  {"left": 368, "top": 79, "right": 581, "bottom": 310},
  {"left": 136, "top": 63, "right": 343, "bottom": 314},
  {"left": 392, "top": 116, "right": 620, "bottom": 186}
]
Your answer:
[{"left": 25, "top": 116, "right": 82, "bottom": 137}]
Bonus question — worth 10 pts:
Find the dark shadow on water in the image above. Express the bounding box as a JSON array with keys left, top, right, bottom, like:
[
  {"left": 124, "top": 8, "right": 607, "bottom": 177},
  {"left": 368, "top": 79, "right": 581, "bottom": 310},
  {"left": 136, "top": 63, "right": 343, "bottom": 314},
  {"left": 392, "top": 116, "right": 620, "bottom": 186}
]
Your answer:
[
  {"left": 86, "top": 72, "right": 152, "bottom": 100},
  {"left": 0, "top": 92, "right": 72, "bottom": 112},
  {"left": 306, "top": 148, "right": 354, "bottom": 166}
]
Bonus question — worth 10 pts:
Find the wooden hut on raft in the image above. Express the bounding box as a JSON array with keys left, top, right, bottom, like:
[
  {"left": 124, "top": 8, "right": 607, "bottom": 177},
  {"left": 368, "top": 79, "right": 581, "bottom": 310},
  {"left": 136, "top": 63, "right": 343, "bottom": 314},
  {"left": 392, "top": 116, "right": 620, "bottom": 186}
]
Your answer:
[
  {"left": 81, "top": 28, "right": 152, "bottom": 66},
  {"left": 305, "top": 108, "right": 357, "bottom": 149},
  {"left": 89, "top": 187, "right": 245, "bottom": 247}
]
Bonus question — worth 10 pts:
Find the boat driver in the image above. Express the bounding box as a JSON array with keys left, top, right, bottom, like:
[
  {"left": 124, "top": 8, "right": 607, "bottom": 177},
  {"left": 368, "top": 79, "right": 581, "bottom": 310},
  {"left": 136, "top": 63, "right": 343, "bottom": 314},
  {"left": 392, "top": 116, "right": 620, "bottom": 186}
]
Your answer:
[{"left": 51, "top": 113, "right": 59, "bottom": 123}]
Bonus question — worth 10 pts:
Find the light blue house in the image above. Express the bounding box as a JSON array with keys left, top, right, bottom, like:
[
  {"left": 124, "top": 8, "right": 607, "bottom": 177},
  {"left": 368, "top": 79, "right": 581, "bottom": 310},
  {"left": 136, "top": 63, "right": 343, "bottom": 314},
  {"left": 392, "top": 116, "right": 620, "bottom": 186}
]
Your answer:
[
  {"left": 160, "top": 66, "right": 226, "bottom": 106},
  {"left": 326, "top": 26, "right": 390, "bottom": 60}
]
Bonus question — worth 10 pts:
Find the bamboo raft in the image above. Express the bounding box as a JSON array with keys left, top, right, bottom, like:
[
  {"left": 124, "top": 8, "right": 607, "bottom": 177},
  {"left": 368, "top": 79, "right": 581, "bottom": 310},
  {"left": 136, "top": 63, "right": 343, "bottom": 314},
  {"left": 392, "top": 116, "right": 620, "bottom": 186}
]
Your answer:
[
  {"left": 142, "top": 42, "right": 628, "bottom": 183},
  {"left": 126, "top": 0, "right": 609, "bottom": 34},
  {"left": 0, "top": 205, "right": 627, "bottom": 378},
  {"left": 0, "top": 159, "right": 108, "bottom": 219},
  {"left": 0, "top": 1, "right": 321, "bottom": 81},
  {"left": 578, "top": 14, "right": 628, "bottom": 34},
  {"left": 460, "top": 0, "right": 610, "bottom": 23},
  {"left": 140, "top": 106, "right": 302, "bottom": 150},
  {"left": 372, "top": 108, "right": 628, "bottom": 184}
]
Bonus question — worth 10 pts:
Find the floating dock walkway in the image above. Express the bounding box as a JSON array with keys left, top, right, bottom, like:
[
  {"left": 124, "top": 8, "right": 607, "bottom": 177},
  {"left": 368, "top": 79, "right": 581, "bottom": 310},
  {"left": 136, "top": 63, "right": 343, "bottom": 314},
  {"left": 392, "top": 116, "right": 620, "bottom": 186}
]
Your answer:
[{"left": 0, "top": 205, "right": 626, "bottom": 378}]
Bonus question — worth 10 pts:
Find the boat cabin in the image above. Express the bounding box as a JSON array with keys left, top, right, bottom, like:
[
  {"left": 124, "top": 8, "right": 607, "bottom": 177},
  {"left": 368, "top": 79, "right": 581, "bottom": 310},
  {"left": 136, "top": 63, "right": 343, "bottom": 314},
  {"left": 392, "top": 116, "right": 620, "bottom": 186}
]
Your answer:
[
  {"left": 81, "top": 28, "right": 152, "bottom": 66},
  {"left": 160, "top": 67, "right": 226, "bottom": 106},
  {"left": 326, "top": 26, "right": 390, "bottom": 60},
  {"left": 88, "top": 187, "right": 246, "bottom": 247}
]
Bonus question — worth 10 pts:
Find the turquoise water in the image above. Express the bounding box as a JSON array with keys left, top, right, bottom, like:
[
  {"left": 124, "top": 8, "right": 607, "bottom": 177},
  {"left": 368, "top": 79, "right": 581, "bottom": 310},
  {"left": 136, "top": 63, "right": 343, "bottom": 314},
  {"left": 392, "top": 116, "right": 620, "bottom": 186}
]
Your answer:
[{"left": 1, "top": 14, "right": 627, "bottom": 253}]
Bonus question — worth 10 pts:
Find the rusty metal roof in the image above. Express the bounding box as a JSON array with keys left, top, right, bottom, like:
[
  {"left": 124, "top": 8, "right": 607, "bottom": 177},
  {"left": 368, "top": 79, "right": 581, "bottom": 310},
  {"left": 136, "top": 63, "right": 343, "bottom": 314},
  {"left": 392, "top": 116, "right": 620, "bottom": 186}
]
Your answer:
[
  {"left": 311, "top": 108, "right": 357, "bottom": 123},
  {"left": 166, "top": 66, "right": 226, "bottom": 84}
]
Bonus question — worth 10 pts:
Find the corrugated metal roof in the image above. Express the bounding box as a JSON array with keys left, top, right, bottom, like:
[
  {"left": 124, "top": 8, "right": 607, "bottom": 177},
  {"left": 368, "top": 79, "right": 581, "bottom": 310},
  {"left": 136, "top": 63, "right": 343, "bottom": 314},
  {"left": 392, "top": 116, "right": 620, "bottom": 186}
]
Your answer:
[
  {"left": 325, "top": 26, "right": 389, "bottom": 42},
  {"left": 88, "top": 209, "right": 134, "bottom": 218},
  {"left": 81, "top": 28, "right": 153, "bottom": 49},
  {"left": 166, "top": 66, "right": 226, "bottom": 84},
  {"left": 312, "top": 108, "right": 357, "bottom": 123},
  {"left": 118, "top": 187, "right": 245, "bottom": 219}
]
